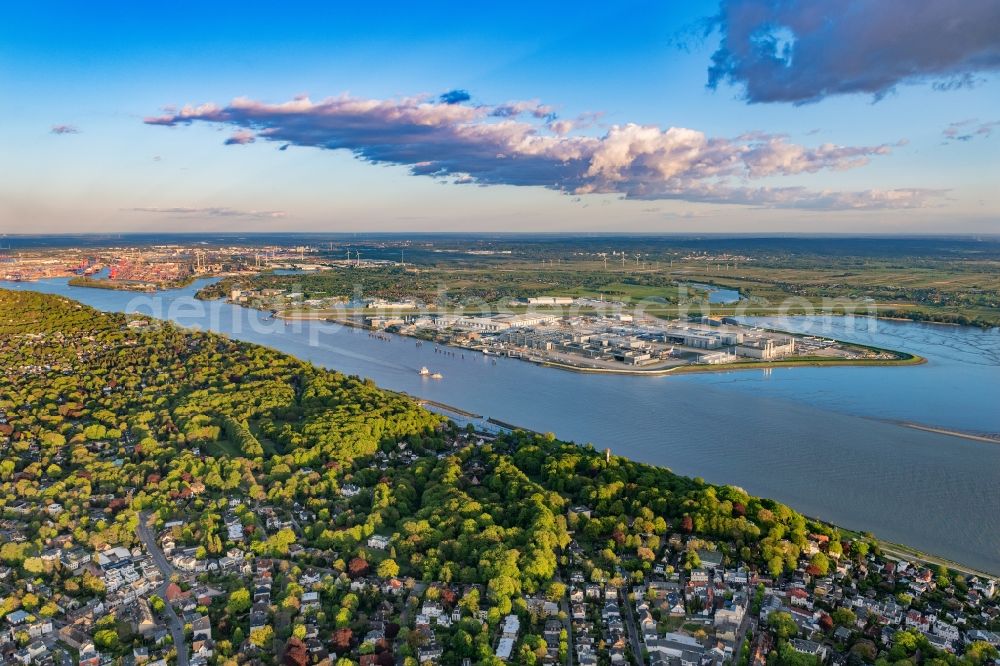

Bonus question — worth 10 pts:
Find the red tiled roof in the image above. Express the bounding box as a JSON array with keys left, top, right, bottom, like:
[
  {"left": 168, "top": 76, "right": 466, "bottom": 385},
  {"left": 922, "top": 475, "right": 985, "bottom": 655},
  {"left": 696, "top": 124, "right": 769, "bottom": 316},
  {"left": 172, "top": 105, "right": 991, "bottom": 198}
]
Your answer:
[{"left": 165, "top": 582, "right": 183, "bottom": 601}]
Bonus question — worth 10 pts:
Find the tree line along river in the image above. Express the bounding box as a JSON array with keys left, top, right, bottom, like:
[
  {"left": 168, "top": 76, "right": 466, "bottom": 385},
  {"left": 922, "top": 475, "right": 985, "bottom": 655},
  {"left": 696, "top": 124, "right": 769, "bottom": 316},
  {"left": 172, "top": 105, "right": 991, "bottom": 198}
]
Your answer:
[{"left": 3, "top": 276, "right": 999, "bottom": 574}]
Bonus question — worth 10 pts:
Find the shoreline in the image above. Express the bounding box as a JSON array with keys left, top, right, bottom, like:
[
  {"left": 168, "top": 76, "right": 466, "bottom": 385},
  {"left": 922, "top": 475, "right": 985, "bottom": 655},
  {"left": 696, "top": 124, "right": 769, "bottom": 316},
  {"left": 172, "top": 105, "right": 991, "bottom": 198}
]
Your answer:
[
  {"left": 814, "top": 518, "right": 1000, "bottom": 579},
  {"left": 394, "top": 393, "right": 545, "bottom": 438},
  {"left": 887, "top": 420, "right": 1000, "bottom": 445},
  {"left": 404, "top": 393, "right": 1000, "bottom": 577},
  {"left": 535, "top": 353, "right": 925, "bottom": 376},
  {"left": 752, "top": 311, "right": 998, "bottom": 331}
]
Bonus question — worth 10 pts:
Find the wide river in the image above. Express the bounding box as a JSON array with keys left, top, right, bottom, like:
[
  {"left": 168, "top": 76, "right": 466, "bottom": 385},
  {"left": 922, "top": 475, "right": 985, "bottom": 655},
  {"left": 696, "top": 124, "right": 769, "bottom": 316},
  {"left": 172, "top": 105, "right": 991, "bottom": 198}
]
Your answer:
[{"left": 5, "top": 277, "right": 1000, "bottom": 573}]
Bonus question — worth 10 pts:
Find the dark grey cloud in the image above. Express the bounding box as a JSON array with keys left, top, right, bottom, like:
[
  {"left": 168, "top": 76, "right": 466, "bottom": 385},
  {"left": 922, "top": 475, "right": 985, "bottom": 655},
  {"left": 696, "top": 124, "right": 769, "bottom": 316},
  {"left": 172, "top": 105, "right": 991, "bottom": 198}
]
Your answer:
[
  {"left": 707, "top": 0, "right": 1000, "bottom": 104},
  {"left": 439, "top": 89, "right": 471, "bottom": 105},
  {"left": 144, "top": 93, "right": 936, "bottom": 210},
  {"left": 50, "top": 124, "right": 80, "bottom": 134}
]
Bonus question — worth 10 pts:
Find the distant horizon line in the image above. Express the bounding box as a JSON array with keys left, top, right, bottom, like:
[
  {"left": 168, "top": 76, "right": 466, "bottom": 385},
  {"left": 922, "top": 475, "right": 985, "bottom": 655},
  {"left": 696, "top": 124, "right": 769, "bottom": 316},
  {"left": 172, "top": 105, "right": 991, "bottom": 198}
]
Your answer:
[{"left": 3, "top": 231, "right": 1000, "bottom": 239}]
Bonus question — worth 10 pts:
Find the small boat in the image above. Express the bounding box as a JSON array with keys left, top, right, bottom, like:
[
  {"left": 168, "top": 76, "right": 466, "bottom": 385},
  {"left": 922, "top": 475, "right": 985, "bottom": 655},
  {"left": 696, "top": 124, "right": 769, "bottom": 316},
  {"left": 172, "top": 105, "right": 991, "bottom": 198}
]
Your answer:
[
  {"left": 418, "top": 366, "right": 430, "bottom": 376},
  {"left": 431, "top": 372, "right": 443, "bottom": 379}
]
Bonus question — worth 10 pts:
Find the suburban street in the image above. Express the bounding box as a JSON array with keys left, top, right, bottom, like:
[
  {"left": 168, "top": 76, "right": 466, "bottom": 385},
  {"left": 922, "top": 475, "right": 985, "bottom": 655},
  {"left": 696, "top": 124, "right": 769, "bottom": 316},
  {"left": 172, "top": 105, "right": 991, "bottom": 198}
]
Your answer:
[
  {"left": 620, "top": 586, "right": 645, "bottom": 664},
  {"left": 732, "top": 609, "right": 756, "bottom": 666},
  {"left": 137, "top": 512, "right": 189, "bottom": 666},
  {"left": 555, "top": 572, "right": 573, "bottom": 666}
]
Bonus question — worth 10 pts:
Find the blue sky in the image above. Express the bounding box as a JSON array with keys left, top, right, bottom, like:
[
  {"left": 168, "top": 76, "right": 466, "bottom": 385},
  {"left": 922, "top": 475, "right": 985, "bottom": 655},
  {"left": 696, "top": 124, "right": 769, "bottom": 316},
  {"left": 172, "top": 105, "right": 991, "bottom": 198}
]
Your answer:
[{"left": 1, "top": 1, "right": 998, "bottom": 233}]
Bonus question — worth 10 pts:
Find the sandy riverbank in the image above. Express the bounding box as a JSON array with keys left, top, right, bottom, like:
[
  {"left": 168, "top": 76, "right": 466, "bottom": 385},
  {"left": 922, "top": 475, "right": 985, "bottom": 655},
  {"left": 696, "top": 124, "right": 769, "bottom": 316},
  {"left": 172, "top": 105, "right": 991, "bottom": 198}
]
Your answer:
[{"left": 888, "top": 421, "right": 1000, "bottom": 444}]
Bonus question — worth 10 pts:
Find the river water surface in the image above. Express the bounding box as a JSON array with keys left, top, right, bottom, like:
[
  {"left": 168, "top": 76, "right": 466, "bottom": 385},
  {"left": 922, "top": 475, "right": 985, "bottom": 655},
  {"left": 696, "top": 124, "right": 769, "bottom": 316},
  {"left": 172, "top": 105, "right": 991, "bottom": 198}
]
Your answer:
[{"left": 4, "top": 277, "right": 1000, "bottom": 572}]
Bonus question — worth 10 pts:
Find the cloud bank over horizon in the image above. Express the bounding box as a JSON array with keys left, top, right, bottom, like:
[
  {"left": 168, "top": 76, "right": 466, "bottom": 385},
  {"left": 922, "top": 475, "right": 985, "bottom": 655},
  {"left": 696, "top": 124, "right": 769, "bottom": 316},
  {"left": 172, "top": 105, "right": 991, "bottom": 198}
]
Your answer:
[
  {"left": 707, "top": 0, "right": 1000, "bottom": 104},
  {"left": 129, "top": 207, "right": 287, "bottom": 219},
  {"left": 145, "top": 93, "right": 939, "bottom": 210}
]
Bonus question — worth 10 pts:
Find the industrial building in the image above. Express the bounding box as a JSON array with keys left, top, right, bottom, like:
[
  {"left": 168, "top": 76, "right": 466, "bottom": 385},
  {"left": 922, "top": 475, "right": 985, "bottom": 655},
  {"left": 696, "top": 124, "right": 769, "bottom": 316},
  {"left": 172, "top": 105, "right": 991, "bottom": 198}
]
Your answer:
[
  {"left": 437, "top": 313, "right": 560, "bottom": 332},
  {"left": 523, "top": 296, "right": 574, "bottom": 305},
  {"left": 735, "top": 336, "right": 795, "bottom": 360}
]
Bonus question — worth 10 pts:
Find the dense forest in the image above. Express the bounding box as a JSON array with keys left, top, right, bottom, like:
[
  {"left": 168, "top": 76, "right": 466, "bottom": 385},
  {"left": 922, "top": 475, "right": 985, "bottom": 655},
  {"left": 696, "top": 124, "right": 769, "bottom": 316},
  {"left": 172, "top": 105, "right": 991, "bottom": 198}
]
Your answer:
[{"left": 0, "top": 288, "right": 826, "bottom": 590}]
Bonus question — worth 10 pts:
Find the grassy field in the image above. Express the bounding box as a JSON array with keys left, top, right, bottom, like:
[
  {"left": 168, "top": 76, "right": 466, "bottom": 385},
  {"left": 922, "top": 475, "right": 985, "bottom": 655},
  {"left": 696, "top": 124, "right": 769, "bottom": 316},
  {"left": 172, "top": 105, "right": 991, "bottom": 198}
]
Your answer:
[
  {"left": 198, "top": 240, "right": 1000, "bottom": 327},
  {"left": 667, "top": 259, "right": 1000, "bottom": 326}
]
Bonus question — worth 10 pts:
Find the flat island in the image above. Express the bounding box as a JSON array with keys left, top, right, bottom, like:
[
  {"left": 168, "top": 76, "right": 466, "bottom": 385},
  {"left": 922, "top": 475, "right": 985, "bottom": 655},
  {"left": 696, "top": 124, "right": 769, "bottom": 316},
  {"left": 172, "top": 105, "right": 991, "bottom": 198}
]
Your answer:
[
  {"left": 225, "top": 288, "right": 921, "bottom": 375},
  {"left": 345, "top": 309, "right": 918, "bottom": 374}
]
